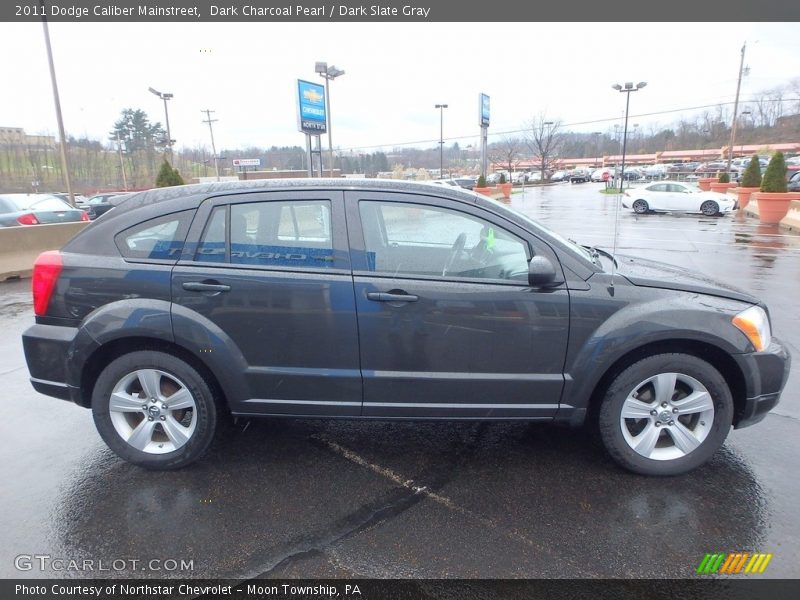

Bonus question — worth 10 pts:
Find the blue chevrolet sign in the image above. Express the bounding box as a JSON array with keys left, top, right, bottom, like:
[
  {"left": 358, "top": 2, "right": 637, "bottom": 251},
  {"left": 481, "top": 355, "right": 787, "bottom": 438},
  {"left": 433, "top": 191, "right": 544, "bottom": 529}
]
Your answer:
[
  {"left": 297, "top": 79, "right": 327, "bottom": 135},
  {"left": 479, "top": 93, "right": 490, "bottom": 127}
]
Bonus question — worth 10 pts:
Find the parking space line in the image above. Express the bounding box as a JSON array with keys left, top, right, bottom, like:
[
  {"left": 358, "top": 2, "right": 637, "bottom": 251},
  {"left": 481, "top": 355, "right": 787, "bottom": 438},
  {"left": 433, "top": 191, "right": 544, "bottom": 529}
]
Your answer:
[{"left": 312, "top": 434, "right": 593, "bottom": 576}]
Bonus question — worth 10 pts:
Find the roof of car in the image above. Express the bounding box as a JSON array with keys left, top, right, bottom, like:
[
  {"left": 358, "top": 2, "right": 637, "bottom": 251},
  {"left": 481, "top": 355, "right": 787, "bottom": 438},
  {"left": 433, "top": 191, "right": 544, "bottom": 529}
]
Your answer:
[{"left": 111, "top": 178, "right": 483, "bottom": 217}]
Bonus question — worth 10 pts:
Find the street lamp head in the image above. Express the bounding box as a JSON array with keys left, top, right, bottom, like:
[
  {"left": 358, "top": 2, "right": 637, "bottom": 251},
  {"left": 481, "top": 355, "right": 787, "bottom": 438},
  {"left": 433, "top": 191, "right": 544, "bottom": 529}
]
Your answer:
[
  {"left": 612, "top": 84, "right": 622, "bottom": 91},
  {"left": 315, "top": 61, "right": 328, "bottom": 74},
  {"left": 624, "top": 82, "right": 634, "bottom": 90},
  {"left": 636, "top": 81, "right": 647, "bottom": 89},
  {"left": 435, "top": 104, "right": 448, "bottom": 109},
  {"left": 328, "top": 66, "right": 345, "bottom": 78},
  {"left": 148, "top": 87, "right": 161, "bottom": 97}
]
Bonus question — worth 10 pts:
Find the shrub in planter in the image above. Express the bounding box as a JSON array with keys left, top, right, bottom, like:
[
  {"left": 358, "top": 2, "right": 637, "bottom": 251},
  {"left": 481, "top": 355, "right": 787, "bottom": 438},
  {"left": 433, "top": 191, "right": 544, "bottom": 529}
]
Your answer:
[
  {"left": 718, "top": 172, "right": 730, "bottom": 183},
  {"left": 761, "top": 152, "right": 788, "bottom": 193},
  {"left": 740, "top": 155, "right": 762, "bottom": 188},
  {"left": 735, "top": 155, "right": 763, "bottom": 209},
  {"left": 754, "top": 152, "right": 796, "bottom": 224},
  {"left": 477, "top": 175, "right": 487, "bottom": 188},
  {"left": 474, "top": 174, "right": 494, "bottom": 197},
  {"left": 498, "top": 173, "right": 507, "bottom": 184}
]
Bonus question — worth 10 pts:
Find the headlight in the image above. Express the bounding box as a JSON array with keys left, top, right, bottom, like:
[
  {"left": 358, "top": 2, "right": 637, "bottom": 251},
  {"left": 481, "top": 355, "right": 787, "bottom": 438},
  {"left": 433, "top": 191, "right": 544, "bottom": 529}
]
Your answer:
[{"left": 732, "top": 305, "right": 771, "bottom": 352}]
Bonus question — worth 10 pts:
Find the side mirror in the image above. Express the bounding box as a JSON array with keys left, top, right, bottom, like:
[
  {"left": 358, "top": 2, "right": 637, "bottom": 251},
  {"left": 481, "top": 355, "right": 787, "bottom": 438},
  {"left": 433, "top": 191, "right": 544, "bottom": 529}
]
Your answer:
[{"left": 528, "top": 256, "right": 559, "bottom": 287}]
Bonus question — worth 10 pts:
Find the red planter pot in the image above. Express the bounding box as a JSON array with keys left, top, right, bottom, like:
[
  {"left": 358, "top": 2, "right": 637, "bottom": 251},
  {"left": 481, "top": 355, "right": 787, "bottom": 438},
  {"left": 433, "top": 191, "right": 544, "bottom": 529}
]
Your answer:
[
  {"left": 498, "top": 182, "right": 513, "bottom": 198},
  {"left": 753, "top": 192, "right": 800, "bottom": 224},
  {"left": 734, "top": 186, "right": 760, "bottom": 209},
  {"left": 473, "top": 186, "right": 494, "bottom": 197},
  {"left": 697, "top": 177, "right": 716, "bottom": 191},
  {"left": 709, "top": 182, "right": 736, "bottom": 194}
]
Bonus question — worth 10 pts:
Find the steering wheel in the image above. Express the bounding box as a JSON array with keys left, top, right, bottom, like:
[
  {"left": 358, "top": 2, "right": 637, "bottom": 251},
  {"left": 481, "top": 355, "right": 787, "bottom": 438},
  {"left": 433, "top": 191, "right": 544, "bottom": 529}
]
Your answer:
[{"left": 442, "top": 232, "right": 467, "bottom": 276}]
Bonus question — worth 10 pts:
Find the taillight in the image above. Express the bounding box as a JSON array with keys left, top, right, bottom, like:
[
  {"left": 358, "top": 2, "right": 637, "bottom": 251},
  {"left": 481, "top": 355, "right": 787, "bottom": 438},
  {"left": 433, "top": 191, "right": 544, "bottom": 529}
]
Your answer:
[
  {"left": 80, "top": 211, "right": 90, "bottom": 221},
  {"left": 32, "top": 251, "right": 62, "bottom": 316},
  {"left": 17, "top": 213, "right": 39, "bottom": 225}
]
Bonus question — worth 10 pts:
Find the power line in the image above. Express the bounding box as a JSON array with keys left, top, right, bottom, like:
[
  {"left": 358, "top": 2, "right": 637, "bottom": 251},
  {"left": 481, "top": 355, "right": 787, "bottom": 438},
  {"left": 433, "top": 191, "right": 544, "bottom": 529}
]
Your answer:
[{"left": 337, "top": 96, "right": 800, "bottom": 153}]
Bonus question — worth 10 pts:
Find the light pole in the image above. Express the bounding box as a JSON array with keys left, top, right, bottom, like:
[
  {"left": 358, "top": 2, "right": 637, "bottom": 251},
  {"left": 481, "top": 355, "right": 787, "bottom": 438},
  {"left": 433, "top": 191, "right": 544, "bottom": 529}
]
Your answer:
[
  {"left": 612, "top": 81, "right": 647, "bottom": 193},
  {"left": 592, "top": 131, "right": 602, "bottom": 167},
  {"left": 315, "top": 62, "right": 345, "bottom": 177},
  {"left": 148, "top": 87, "right": 174, "bottom": 160},
  {"left": 435, "top": 104, "right": 448, "bottom": 179}
]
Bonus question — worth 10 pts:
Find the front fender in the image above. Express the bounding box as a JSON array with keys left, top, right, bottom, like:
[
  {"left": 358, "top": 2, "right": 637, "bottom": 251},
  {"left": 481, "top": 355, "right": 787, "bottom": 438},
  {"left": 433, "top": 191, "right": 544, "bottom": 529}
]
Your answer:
[{"left": 561, "top": 286, "right": 751, "bottom": 414}]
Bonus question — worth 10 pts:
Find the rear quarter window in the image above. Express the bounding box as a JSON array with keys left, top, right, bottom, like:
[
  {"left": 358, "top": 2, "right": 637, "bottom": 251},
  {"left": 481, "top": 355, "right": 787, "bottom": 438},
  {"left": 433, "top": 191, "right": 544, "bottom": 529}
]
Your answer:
[{"left": 114, "top": 211, "right": 193, "bottom": 261}]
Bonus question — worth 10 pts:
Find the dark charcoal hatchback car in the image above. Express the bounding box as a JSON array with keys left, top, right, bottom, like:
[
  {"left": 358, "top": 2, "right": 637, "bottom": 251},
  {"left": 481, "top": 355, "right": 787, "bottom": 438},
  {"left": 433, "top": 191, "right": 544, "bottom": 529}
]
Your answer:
[{"left": 22, "top": 180, "right": 789, "bottom": 475}]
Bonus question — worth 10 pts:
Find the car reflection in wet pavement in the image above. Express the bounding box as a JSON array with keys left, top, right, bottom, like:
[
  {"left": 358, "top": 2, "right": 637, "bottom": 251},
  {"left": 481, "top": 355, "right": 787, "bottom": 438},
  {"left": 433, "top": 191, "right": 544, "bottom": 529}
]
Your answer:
[{"left": 0, "top": 182, "right": 797, "bottom": 579}]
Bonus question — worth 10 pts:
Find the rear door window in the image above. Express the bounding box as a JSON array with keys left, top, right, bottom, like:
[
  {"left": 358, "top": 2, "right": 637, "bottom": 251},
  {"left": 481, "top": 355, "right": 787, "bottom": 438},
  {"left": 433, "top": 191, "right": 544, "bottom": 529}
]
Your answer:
[{"left": 229, "top": 200, "right": 333, "bottom": 268}]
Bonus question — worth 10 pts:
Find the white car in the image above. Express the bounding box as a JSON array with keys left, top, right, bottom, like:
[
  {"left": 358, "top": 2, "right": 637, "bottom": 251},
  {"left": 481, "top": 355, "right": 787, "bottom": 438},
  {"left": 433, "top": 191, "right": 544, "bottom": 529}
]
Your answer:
[
  {"left": 591, "top": 168, "right": 615, "bottom": 182},
  {"left": 622, "top": 181, "right": 736, "bottom": 216}
]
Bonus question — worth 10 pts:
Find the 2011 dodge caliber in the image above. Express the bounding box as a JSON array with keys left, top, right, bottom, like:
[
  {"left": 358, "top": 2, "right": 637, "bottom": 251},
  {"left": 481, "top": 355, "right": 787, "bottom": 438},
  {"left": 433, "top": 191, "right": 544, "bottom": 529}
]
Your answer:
[{"left": 22, "top": 180, "right": 790, "bottom": 475}]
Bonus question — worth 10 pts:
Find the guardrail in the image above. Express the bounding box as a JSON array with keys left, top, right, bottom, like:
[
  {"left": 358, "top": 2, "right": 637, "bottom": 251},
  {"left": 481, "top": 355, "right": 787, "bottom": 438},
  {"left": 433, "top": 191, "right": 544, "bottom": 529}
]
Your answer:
[{"left": 0, "top": 222, "right": 89, "bottom": 280}]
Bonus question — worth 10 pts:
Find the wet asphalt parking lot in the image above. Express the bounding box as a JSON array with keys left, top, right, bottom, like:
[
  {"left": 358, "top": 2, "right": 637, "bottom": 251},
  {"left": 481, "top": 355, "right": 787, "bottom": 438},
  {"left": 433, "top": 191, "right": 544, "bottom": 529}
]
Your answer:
[{"left": 0, "top": 182, "right": 798, "bottom": 580}]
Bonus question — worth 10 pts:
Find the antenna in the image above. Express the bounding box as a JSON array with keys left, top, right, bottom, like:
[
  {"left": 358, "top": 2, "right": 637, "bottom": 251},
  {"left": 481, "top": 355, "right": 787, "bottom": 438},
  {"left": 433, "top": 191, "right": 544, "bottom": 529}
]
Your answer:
[
  {"left": 609, "top": 80, "right": 647, "bottom": 293},
  {"left": 610, "top": 185, "right": 620, "bottom": 293}
]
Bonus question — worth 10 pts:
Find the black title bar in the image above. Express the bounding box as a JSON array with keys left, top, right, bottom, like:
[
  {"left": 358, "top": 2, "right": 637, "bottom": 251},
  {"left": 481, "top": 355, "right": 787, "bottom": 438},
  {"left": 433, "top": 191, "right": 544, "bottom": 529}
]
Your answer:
[{"left": 2, "top": 0, "right": 800, "bottom": 22}]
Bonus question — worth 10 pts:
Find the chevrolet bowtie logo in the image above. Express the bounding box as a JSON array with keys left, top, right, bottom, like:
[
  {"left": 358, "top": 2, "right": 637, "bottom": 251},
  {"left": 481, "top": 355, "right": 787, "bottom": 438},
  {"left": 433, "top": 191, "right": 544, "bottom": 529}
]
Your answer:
[{"left": 303, "top": 89, "right": 323, "bottom": 103}]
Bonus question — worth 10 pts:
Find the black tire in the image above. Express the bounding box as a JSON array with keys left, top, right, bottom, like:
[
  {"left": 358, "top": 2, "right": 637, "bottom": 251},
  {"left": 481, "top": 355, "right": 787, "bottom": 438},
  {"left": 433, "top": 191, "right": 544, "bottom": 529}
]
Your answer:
[
  {"left": 598, "top": 353, "right": 733, "bottom": 476},
  {"left": 632, "top": 199, "right": 649, "bottom": 214},
  {"left": 92, "top": 351, "right": 219, "bottom": 470},
  {"left": 701, "top": 200, "right": 720, "bottom": 216}
]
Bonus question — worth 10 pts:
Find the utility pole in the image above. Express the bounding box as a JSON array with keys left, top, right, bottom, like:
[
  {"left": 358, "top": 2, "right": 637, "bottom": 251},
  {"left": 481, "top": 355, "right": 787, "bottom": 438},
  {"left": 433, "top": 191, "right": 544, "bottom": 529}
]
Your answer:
[
  {"left": 115, "top": 131, "right": 128, "bottom": 190},
  {"left": 40, "top": 0, "right": 74, "bottom": 206},
  {"left": 202, "top": 109, "right": 220, "bottom": 182},
  {"left": 726, "top": 42, "right": 746, "bottom": 175}
]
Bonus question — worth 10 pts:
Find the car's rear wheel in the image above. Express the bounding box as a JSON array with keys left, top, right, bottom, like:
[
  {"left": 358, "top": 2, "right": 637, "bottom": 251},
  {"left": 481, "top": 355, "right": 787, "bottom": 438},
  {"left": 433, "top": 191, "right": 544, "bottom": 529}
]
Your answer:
[
  {"left": 701, "top": 200, "right": 720, "bottom": 216},
  {"left": 632, "top": 199, "right": 649, "bottom": 214},
  {"left": 598, "top": 353, "right": 733, "bottom": 476},
  {"left": 92, "top": 351, "right": 218, "bottom": 469}
]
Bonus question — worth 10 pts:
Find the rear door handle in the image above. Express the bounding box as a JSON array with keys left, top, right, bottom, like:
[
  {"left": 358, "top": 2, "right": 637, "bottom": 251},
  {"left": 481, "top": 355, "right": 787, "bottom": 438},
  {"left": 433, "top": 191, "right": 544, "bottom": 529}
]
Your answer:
[
  {"left": 182, "top": 281, "right": 231, "bottom": 293},
  {"left": 366, "top": 292, "right": 419, "bottom": 303}
]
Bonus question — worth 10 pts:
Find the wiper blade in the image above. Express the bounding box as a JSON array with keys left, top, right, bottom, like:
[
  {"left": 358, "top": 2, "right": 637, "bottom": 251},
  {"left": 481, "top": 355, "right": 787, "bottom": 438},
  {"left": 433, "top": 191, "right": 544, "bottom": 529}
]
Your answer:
[{"left": 588, "top": 245, "right": 618, "bottom": 267}]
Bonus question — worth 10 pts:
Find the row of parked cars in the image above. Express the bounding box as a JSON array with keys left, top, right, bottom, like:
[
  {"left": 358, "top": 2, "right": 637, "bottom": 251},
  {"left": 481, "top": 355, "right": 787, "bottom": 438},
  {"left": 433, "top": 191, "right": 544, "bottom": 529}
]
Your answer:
[{"left": 0, "top": 191, "right": 132, "bottom": 226}]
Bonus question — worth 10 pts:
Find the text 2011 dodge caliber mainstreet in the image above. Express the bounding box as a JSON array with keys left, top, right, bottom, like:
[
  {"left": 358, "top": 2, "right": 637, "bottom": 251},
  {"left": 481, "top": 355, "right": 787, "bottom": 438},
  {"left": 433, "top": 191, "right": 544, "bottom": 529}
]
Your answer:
[{"left": 22, "top": 180, "right": 790, "bottom": 475}]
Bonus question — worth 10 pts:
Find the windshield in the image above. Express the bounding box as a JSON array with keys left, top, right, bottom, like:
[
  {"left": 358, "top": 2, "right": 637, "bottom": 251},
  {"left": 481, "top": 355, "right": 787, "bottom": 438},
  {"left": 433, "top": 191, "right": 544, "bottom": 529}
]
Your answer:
[{"left": 477, "top": 194, "right": 595, "bottom": 263}]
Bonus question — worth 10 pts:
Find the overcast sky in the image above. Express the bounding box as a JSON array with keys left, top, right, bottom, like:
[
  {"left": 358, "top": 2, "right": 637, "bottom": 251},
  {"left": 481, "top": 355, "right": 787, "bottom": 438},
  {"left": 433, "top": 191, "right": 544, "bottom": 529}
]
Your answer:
[{"left": 2, "top": 22, "right": 799, "bottom": 154}]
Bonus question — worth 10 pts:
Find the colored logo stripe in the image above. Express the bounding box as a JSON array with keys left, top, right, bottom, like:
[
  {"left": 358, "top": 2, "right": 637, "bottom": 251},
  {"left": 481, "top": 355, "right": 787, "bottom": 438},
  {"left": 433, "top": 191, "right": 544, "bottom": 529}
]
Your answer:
[{"left": 697, "top": 552, "right": 773, "bottom": 574}]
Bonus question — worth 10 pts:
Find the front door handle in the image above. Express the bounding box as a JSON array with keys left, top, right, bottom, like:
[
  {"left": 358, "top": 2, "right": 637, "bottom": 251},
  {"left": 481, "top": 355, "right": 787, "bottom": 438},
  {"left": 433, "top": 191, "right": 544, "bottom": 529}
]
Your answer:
[
  {"left": 182, "top": 281, "right": 231, "bottom": 293},
  {"left": 366, "top": 291, "right": 419, "bottom": 303}
]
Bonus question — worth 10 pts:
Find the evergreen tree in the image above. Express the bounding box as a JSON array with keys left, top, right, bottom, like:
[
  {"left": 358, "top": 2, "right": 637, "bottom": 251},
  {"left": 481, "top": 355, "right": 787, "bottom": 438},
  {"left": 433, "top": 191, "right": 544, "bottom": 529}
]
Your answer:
[
  {"left": 760, "top": 152, "right": 787, "bottom": 193},
  {"left": 156, "top": 159, "right": 184, "bottom": 187},
  {"left": 740, "top": 155, "right": 762, "bottom": 188}
]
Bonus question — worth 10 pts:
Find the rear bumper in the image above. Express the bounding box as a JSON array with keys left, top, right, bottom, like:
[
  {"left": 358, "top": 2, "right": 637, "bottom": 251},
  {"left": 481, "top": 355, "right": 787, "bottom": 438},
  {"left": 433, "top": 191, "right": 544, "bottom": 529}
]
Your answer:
[
  {"left": 733, "top": 338, "right": 791, "bottom": 428},
  {"left": 22, "top": 323, "right": 82, "bottom": 405}
]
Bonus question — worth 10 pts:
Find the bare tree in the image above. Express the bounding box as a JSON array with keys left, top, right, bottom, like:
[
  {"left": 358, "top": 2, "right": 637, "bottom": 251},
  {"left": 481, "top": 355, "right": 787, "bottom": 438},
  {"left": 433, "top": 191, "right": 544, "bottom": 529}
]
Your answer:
[
  {"left": 489, "top": 136, "right": 524, "bottom": 178},
  {"left": 525, "top": 114, "right": 563, "bottom": 181}
]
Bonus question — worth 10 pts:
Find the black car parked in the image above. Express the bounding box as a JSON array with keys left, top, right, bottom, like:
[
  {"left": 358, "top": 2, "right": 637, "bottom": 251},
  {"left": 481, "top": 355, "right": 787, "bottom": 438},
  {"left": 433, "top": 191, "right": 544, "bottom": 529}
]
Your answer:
[
  {"left": 22, "top": 180, "right": 789, "bottom": 475},
  {"left": 85, "top": 192, "right": 132, "bottom": 220}
]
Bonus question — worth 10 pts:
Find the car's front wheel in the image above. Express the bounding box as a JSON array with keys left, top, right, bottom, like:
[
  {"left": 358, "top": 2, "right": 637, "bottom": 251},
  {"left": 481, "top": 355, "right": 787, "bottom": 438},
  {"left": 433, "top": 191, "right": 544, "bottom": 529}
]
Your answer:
[
  {"left": 632, "top": 199, "right": 649, "bottom": 214},
  {"left": 598, "top": 353, "right": 733, "bottom": 476},
  {"left": 92, "top": 351, "right": 218, "bottom": 469}
]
